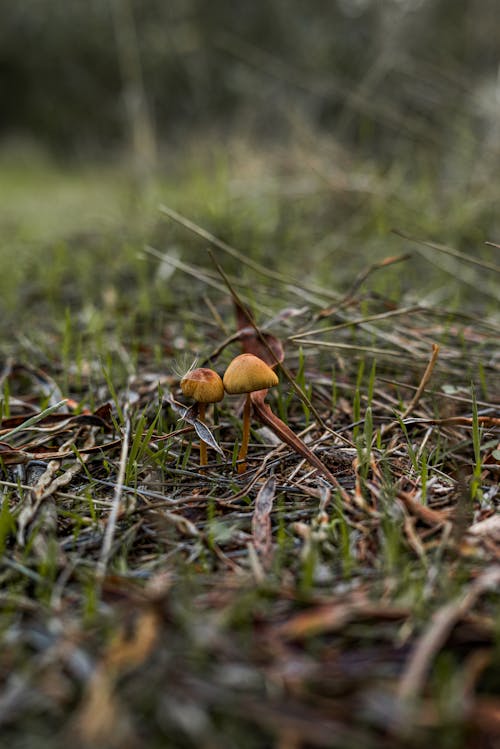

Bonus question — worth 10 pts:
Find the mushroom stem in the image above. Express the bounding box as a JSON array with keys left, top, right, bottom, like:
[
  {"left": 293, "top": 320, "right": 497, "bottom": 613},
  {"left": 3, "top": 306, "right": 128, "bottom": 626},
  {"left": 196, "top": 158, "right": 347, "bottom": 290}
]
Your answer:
[
  {"left": 198, "top": 402, "right": 207, "bottom": 467},
  {"left": 237, "top": 393, "right": 252, "bottom": 473}
]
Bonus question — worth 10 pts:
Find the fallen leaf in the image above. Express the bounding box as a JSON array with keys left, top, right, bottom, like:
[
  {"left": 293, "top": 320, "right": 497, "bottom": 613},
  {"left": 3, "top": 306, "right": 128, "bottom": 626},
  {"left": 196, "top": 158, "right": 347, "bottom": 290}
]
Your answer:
[
  {"left": 166, "top": 394, "right": 224, "bottom": 457},
  {"left": 252, "top": 476, "right": 276, "bottom": 568}
]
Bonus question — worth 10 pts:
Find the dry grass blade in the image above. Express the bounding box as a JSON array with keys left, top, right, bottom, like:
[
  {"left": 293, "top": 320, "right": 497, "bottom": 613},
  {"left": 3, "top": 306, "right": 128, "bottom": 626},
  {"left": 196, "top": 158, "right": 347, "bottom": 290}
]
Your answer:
[
  {"left": 397, "top": 490, "right": 449, "bottom": 527},
  {"left": 315, "top": 253, "right": 411, "bottom": 319},
  {"left": 97, "top": 402, "right": 132, "bottom": 581},
  {"left": 288, "top": 305, "right": 421, "bottom": 340},
  {"left": 1, "top": 399, "right": 68, "bottom": 442},
  {"left": 144, "top": 244, "right": 228, "bottom": 294},
  {"left": 393, "top": 229, "right": 500, "bottom": 274},
  {"left": 377, "top": 343, "right": 440, "bottom": 442},
  {"left": 290, "top": 338, "right": 420, "bottom": 358},
  {"left": 397, "top": 566, "right": 500, "bottom": 702},
  {"left": 274, "top": 599, "right": 409, "bottom": 640},
  {"left": 159, "top": 203, "right": 296, "bottom": 285},
  {"left": 252, "top": 475, "right": 276, "bottom": 570}
]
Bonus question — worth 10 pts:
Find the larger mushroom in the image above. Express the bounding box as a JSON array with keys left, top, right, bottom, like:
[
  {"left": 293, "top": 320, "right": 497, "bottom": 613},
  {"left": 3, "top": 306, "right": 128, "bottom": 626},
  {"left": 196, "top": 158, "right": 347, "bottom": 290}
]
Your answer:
[
  {"left": 181, "top": 367, "right": 224, "bottom": 467},
  {"left": 223, "top": 353, "right": 279, "bottom": 473}
]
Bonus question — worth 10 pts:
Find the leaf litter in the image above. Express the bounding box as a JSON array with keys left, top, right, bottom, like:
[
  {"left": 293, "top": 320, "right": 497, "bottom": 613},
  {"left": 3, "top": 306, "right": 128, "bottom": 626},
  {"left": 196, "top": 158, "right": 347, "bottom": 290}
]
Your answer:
[{"left": 0, "top": 241, "right": 499, "bottom": 748}]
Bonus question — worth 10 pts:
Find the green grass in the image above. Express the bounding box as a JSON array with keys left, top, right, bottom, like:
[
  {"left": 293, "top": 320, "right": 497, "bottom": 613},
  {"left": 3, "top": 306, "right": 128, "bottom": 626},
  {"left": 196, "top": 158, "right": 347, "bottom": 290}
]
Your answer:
[{"left": 0, "top": 131, "right": 498, "bottom": 748}]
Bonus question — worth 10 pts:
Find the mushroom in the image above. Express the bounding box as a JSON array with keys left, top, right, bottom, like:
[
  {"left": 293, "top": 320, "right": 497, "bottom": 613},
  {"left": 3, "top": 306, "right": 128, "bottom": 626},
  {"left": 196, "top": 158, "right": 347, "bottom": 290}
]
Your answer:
[
  {"left": 223, "top": 353, "right": 279, "bottom": 473},
  {"left": 181, "top": 368, "right": 224, "bottom": 466}
]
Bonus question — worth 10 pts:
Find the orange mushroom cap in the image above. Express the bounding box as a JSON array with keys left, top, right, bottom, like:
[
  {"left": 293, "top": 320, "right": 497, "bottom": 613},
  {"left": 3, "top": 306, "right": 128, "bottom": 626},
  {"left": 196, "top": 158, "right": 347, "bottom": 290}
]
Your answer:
[
  {"left": 223, "top": 354, "right": 279, "bottom": 394},
  {"left": 181, "top": 368, "right": 224, "bottom": 403}
]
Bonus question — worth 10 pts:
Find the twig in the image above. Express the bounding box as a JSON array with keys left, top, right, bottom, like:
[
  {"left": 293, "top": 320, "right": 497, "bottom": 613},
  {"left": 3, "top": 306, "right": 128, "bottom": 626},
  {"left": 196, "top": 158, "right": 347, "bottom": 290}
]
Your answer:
[
  {"left": 397, "top": 566, "right": 500, "bottom": 701},
  {"left": 401, "top": 344, "right": 440, "bottom": 420},
  {"left": 393, "top": 230, "right": 500, "bottom": 274},
  {"left": 288, "top": 305, "right": 420, "bottom": 340},
  {"left": 377, "top": 344, "right": 440, "bottom": 442},
  {"left": 159, "top": 204, "right": 297, "bottom": 286},
  {"left": 97, "top": 401, "right": 132, "bottom": 580},
  {"left": 314, "top": 254, "right": 411, "bottom": 320}
]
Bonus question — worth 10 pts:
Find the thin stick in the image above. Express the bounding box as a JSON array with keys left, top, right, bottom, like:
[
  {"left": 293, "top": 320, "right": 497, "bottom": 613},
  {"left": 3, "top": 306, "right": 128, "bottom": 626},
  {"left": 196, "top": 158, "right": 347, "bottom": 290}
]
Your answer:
[
  {"left": 97, "top": 401, "right": 132, "bottom": 581},
  {"left": 397, "top": 566, "right": 500, "bottom": 701},
  {"left": 159, "top": 204, "right": 297, "bottom": 285},
  {"left": 393, "top": 229, "right": 500, "bottom": 274},
  {"left": 289, "top": 305, "right": 420, "bottom": 340},
  {"left": 401, "top": 343, "right": 440, "bottom": 420},
  {"left": 378, "top": 343, "right": 440, "bottom": 442},
  {"left": 208, "top": 250, "right": 330, "bottom": 432}
]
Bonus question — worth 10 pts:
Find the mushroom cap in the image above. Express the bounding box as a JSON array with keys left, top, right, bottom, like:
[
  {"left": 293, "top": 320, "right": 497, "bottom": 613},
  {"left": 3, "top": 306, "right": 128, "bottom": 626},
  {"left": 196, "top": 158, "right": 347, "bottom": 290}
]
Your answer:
[
  {"left": 223, "top": 353, "right": 279, "bottom": 394},
  {"left": 181, "top": 368, "right": 224, "bottom": 403}
]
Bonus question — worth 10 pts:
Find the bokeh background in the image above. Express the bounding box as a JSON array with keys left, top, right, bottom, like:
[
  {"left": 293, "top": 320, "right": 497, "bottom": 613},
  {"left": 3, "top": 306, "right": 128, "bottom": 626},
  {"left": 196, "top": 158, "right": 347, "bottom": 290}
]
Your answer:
[
  {"left": 0, "top": 0, "right": 499, "bottom": 344},
  {"left": 2, "top": 0, "right": 500, "bottom": 158}
]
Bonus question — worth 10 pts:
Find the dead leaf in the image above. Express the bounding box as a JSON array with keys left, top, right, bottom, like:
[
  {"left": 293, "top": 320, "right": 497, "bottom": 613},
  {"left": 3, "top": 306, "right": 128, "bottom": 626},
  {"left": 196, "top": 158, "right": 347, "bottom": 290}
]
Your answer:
[
  {"left": 397, "top": 566, "right": 500, "bottom": 701},
  {"left": 274, "top": 600, "right": 409, "bottom": 641},
  {"left": 166, "top": 395, "right": 224, "bottom": 457},
  {"left": 252, "top": 476, "right": 276, "bottom": 569},
  {"left": 235, "top": 301, "right": 285, "bottom": 367},
  {"left": 251, "top": 389, "right": 349, "bottom": 499},
  {"left": 468, "top": 515, "right": 500, "bottom": 541},
  {"left": 71, "top": 609, "right": 160, "bottom": 747}
]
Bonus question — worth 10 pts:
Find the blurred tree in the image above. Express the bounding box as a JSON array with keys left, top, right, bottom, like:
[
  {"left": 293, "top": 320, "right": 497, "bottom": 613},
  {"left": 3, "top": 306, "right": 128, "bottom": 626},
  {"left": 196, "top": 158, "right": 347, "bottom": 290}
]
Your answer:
[{"left": 0, "top": 0, "right": 498, "bottom": 158}]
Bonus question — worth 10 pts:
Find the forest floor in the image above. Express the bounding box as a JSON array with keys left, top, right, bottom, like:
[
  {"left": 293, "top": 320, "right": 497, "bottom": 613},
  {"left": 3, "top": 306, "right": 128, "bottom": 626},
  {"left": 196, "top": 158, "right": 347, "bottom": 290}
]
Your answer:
[{"left": 0, "top": 134, "right": 499, "bottom": 748}]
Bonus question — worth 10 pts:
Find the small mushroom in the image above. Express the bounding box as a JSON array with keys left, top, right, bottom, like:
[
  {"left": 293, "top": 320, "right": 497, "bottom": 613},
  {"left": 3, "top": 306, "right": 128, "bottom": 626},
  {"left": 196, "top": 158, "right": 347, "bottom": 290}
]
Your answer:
[
  {"left": 223, "top": 353, "right": 279, "bottom": 473},
  {"left": 181, "top": 368, "right": 224, "bottom": 466}
]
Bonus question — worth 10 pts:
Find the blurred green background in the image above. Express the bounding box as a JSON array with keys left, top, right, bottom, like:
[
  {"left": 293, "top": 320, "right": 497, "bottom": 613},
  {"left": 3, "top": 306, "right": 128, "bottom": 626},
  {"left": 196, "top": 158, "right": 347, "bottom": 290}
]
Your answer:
[{"left": 0, "top": 0, "right": 499, "bottom": 351}]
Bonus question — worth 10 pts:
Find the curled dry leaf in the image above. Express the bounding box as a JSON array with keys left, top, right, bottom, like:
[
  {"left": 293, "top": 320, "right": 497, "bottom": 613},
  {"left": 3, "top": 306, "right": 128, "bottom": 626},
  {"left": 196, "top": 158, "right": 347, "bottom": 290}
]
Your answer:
[
  {"left": 192, "top": 419, "right": 225, "bottom": 458},
  {"left": 235, "top": 301, "right": 284, "bottom": 367},
  {"left": 166, "top": 394, "right": 224, "bottom": 457},
  {"left": 251, "top": 389, "right": 348, "bottom": 497}
]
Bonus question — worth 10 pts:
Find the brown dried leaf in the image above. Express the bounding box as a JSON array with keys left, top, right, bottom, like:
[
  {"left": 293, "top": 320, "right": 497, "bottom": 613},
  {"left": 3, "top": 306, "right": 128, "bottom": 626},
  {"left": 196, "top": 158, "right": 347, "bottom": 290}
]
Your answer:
[
  {"left": 250, "top": 390, "right": 349, "bottom": 498},
  {"left": 274, "top": 600, "right": 409, "bottom": 641},
  {"left": 397, "top": 566, "right": 500, "bottom": 701},
  {"left": 235, "top": 301, "right": 284, "bottom": 366},
  {"left": 71, "top": 610, "right": 160, "bottom": 747},
  {"left": 167, "top": 396, "right": 224, "bottom": 457},
  {"left": 0, "top": 442, "right": 30, "bottom": 464},
  {"left": 252, "top": 476, "right": 276, "bottom": 568}
]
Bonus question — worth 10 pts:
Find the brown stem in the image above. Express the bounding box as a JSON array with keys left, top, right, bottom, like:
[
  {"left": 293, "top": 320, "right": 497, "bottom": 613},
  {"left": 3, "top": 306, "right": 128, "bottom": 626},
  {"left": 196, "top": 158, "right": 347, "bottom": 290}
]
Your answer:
[
  {"left": 250, "top": 389, "right": 349, "bottom": 501},
  {"left": 198, "top": 403, "right": 207, "bottom": 467},
  {"left": 237, "top": 393, "right": 252, "bottom": 474}
]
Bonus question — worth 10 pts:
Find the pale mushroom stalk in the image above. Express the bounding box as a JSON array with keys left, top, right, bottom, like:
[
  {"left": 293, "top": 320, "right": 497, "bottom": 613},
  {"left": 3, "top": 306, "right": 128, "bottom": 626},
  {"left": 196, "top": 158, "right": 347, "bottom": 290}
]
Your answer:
[{"left": 238, "top": 393, "right": 252, "bottom": 473}]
